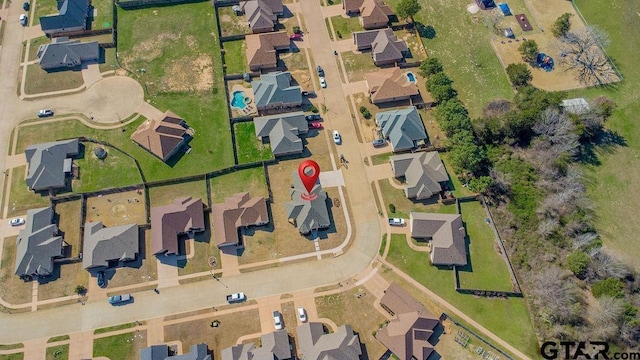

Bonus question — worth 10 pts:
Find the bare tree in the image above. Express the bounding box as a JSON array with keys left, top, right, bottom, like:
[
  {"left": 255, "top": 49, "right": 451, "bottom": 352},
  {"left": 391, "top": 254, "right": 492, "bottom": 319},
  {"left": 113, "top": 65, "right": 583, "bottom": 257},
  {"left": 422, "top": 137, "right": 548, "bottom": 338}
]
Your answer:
[
  {"left": 588, "top": 296, "right": 624, "bottom": 341},
  {"left": 533, "top": 108, "right": 580, "bottom": 156},
  {"left": 537, "top": 217, "right": 559, "bottom": 237},
  {"left": 532, "top": 266, "right": 583, "bottom": 325},
  {"left": 586, "top": 248, "right": 629, "bottom": 280},
  {"left": 571, "top": 232, "right": 599, "bottom": 249},
  {"left": 558, "top": 26, "right": 617, "bottom": 85}
]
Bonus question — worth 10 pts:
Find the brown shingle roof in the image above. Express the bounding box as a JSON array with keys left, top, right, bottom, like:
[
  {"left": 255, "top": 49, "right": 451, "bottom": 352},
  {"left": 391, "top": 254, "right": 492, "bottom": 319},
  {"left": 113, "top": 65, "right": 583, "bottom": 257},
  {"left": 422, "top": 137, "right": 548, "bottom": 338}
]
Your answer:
[
  {"left": 343, "top": 0, "right": 364, "bottom": 13},
  {"left": 151, "top": 197, "right": 205, "bottom": 255},
  {"left": 245, "top": 31, "right": 290, "bottom": 71},
  {"left": 410, "top": 212, "right": 467, "bottom": 266},
  {"left": 365, "top": 67, "right": 419, "bottom": 104},
  {"left": 360, "top": 0, "right": 393, "bottom": 28},
  {"left": 130, "top": 111, "right": 189, "bottom": 162},
  {"left": 211, "top": 192, "right": 269, "bottom": 247}
]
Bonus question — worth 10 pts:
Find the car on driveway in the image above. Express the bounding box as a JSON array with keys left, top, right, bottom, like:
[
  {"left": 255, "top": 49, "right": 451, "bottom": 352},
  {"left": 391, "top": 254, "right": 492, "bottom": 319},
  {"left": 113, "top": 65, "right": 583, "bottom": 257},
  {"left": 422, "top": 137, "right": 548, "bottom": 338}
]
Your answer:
[
  {"left": 10, "top": 218, "right": 25, "bottom": 226},
  {"left": 309, "top": 122, "right": 322, "bottom": 129},
  {"left": 19, "top": 14, "right": 28, "bottom": 26},
  {"left": 316, "top": 66, "right": 324, "bottom": 77},
  {"left": 97, "top": 271, "right": 107, "bottom": 288},
  {"left": 273, "top": 311, "right": 283, "bottom": 330},
  {"left": 319, "top": 77, "right": 327, "bottom": 88},
  {"left": 37, "top": 109, "right": 54, "bottom": 117},
  {"left": 305, "top": 114, "right": 321, "bottom": 121},
  {"left": 388, "top": 218, "right": 405, "bottom": 226},
  {"left": 297, "top": 307, "right": 307, "bottom": 322},
  {"left": 22, "top": 2, "right": 30, "bottom": 11},
  {"left": 333, "top": 130, "right": 341, "bottom": 144},
  {"left": 290, "top": 33, "right": 302, "bottom": 41},
  {"left": 372, "top": 139, "right": 386, "bottom": 148}
]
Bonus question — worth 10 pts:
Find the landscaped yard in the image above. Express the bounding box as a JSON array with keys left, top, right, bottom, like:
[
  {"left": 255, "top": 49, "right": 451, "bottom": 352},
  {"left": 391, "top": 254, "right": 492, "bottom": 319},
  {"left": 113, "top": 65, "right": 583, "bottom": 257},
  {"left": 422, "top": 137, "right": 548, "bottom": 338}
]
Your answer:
[
  {"left": 45, "top": 344, "right": 69, "bottom": 360},
  {"left": 90, "top": 0, "right": 115, "bottom": 30},
  {"left": 0, "top": 237, "right": 33, "bottom": 306},
  {"left": 148, "top": 180, "right": 209, "bottom": 207},
  {"left": 340, "top": 51, "right": 377, "bottom": 82},
  {"left": 210, "top": 167, "right": 268, "bottom": 204},
  {"left": 72, "top": 142, "right": 143, "bottom": 192},
  {"left": 386, "top": 234, "right": 539, "bottom": 357},
  {"left": 329, "top": 15, "right": 362, "bottom": 40},
  {"left": 7, "top": 166, "right": 50, "bottom": 218},
  {"left": 93, "top": 331, "right": 146, "bottom": 359},
  {"left": 24, "top": 65, "right": 84, "bottom": 95},
  {"left": 222, "top": 40, "right": 247, "bottom": 75},
  {"left": 233, "top": 122, "right": 274, "bottom": 164}
]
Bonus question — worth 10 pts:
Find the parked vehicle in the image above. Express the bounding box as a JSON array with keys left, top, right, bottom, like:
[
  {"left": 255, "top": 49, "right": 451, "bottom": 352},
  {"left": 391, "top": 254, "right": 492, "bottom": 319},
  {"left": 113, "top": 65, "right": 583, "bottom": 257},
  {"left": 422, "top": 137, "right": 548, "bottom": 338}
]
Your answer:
[
  {"left": 290, "top": 33, "right": 302, "bottom": 41},
  {"left": 22, "top": 2, "right": 30, "bottom": 11},
  {"left": 108, "top": 294, "right": 131, "bottom": 305},
  {"left": 305, "top": 114, "right": 321, "bottom": 121},
  {"left": 372, "top": 139, "right": 386, "bottom": 148},
  {"left": 273, "top": 311, "right": 283, "bottom": 330},
  {"left": 297, "top": 307, "right": 307, "bottom": 322},
  {"left": 388, "top": 218, "right": 405, "bottom": 226},
  {"left": 19, "top": 14, "right": 28, "bottom": 26},
  {"left": 36, "top": 109, "right": 54, "bottom": 117},
  {"left": 319, "top": 77, "right": 327, "bottom": 88},
  {"left": 226, "top": 292, "right": 247, "bottom": 303},
  {"left": 9, "top": 218, "right": 25, "bottom": 226},
  {"left": 332, "top": 130, "right": 341, "bottom": 144},
  {"left": 316, "top": 66, "right": 324, "bottom": 77},
  {"left": 301, "top": 91, "right": 314, "bottom": 97},
  {"left": 309, "top": 122, "right": 322, "bottom": 129},
  {"left": 97, "top": 271, "right": 106, "bottom": 288}
]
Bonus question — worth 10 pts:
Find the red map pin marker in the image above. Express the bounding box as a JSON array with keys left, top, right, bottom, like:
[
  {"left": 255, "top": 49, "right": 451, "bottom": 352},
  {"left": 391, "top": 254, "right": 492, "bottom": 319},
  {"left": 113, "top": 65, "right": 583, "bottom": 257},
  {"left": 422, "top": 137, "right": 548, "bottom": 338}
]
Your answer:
[{"left": 298, "top": 160, "right": 320, "bottom": 201}]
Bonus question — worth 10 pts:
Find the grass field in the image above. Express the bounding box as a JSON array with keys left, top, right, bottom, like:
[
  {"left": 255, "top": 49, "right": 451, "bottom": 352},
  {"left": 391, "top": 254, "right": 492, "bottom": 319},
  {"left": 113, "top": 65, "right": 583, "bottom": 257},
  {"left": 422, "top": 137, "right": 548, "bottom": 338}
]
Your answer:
[
  {"left": 177, "top": 233, "right": 221, "bottom": 276},
  {"left": 93, "top": 331, "right": 145, "bottom": 359},
  {"left": 24, "top": 65, "right": 84, "bottom": 95},
  {"left": 0, "top": 354, "right": 23, "bottom": 360},
  {"left": 223, "top": 40, "right": 247, "bottom": 75},
  {"left": 210, "top": 167, "right": 268, "bottom": 204},
  {"left": 45, "top": 344, "right": 69, "bottom": 360},
  {"left": 72, "top": 142, "right": 143, "bottom": 192},
  {"left": 329, "top": 15, "right": 362, "bottom": 40},
  {"left": 234, "top": 122, "right": 274, "bottom": 164},
  {"left": 32, "top": 0, "right": 60, "bottom": 26},
  {"left": 386, "top": 234, "right": 539, "bottom": 357},
  {"left": 148, "top": 180, "right": 208, "bottom": 207},
  {"left": 0, "top": 237, "right": 33, "bottom": 305},
  {"left": 7, "top": 166, "right": 50, "bottom": 218}
]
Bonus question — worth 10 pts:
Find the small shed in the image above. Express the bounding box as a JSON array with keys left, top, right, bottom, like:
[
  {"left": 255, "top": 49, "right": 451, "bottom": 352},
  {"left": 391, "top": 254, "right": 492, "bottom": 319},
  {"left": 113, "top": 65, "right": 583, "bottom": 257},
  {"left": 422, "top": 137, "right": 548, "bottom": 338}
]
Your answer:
[
  {"left": 498, "top": 3, "right": 512, "bottom": 16},
  {"left": 93, "top": 146, "right": 107, "bottom": 159},
  {"left": 232, "top": 5, "right": 242, "bottom": 15},
  {"left": 561, "top": 98, "right": 590, "bottom": 115},
  {"left": 503, "top": 27, "right": 514, "bottom": 38}
]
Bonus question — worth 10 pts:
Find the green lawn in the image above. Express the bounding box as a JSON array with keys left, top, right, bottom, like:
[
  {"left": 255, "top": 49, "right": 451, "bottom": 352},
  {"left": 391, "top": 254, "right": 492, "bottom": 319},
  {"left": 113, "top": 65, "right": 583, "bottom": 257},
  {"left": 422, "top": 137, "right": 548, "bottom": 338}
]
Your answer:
[
  {"left": 24, "top": 65, "right": 84, "bottom": 95},
  {"left": 99, "top": 48, "right": 119, "bottom": 73},
  {"left": 223, "top": 40, "right": 247, "bottom": 75},
  {"left": 234, "top": 122, "right": 274, "bottom": 164},
  {"left": 386, "top": 234, "right": 539, "bottom": 357},
  {"left": 94, "top": 323, "right": 136, "bottom": 335},
  {"left": 457, "top": 201, "right": 512, "bottom": 291},
  {"left": 378, "top": 179, "right": 456, "bottom": 219},
  {"left": 72, "top": 142, "right": 143, "bottom": 192},
  {"left": 210, "top": 166, "right": 267, "bottom": 204},
  {"left": 0, "top": 354, "right": 23, "bottom": 360},
  {"left": 47, "top": 335, "right": 69, "bottom": 343},
  {"left": 148, "top": 180, "right": 209, "bottom": 207},
  {"left": 330, "top": 15, "right": 362, "bottom": 40},
  {"left": 90, "top": 0, "right": 114, "bottom": 30},
  {"left": 45, "top": 344, "right": 69, "bottom": 360},
  {"left": 7, "top": 166, "right": 50, "bottom": 218},
  {"left": 28, "top": 37, "right": 49, "bottom": 62},
  {"left": 340, "top": 51, "right": 377, "bottom": 82},
  {"left": 32, "top": 0, "right": 60, "bottom": 26},
  {"left": 93, "top": 332, "right": 142, "bottom": 359}
]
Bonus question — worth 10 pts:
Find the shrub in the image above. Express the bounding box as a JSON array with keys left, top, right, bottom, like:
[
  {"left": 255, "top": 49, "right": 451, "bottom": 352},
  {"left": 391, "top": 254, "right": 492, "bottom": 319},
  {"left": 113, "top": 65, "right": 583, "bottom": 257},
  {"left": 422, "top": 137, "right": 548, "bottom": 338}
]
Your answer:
[
  {"left": 359, "top": 106, "right": 372, "bottom": 119},
  {"left": 336, "top": 30, "right": 342, "bottom": 39},
  {"left": 506, "top": 63, "right": 532, "bottom": 88},
  {"left": 310, "top": 104, "right": 318, "bottom": 113},
  {"left": 592, "top": 278, "right": 624, "bottom": 298},
  {"left": 518, "top": 39, "right": 539, "bottom": 62},
  {"left": 552, "top": 13, "right": 572, "bottom": 38},
  {"left": 293, "top": 26, "right": 301, "bottom": 34},
  {"left": 419, "top": 58, "right": 443, "bottom": 77},
  {"left": 567, "top": 250, "right": 591, "bottom": 278},
  {"left": 468, "top": 176, "right": 493, "bottom": 193},
  {"left": 388, "top": 203, "right": 396, "bottom": 213}
]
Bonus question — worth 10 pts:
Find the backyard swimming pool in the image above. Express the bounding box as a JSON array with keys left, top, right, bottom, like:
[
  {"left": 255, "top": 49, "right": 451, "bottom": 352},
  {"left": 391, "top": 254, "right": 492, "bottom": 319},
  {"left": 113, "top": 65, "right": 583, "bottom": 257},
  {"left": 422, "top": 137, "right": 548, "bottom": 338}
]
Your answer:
[
  {"left": 406, "top": 72, "right": 416, "bottom": 83},
  {"left": 231, "top": 91, "right": 250, "bottom": 109}
]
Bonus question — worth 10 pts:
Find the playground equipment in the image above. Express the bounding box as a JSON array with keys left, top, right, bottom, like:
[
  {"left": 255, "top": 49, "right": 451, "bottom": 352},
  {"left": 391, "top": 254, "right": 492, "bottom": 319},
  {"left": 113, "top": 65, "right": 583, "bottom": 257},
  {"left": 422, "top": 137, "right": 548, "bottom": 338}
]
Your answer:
[{"left": 537, "top": 53, "right": 554, "bottom": 72}]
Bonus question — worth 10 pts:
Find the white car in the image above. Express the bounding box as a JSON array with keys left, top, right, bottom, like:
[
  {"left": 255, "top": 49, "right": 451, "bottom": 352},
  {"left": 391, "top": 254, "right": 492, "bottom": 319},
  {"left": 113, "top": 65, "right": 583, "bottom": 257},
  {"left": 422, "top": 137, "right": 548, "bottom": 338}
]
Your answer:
[
  {"left": 37, "top": 109, "right": 54, "bottom": 117},
  {"left": 388, "top": 218, "right": 405, "bottom": 226},
  {"left": 19, "top": 14, "right": 28, "bottom": 26},
  {"left": 273, "top": 311, "right": 283, "bottom": 330},
  {"left": 332, "top": 130, "right": 341, "bottom": 144},
  {"left": 10, "top": 218, "right": 25, "bottom": 226},
  {"left": 319, "top": 77, "right": 327, "bottom": 88},
  {"left": 297, "top": 307, "right": 307, "bottom": 322}
]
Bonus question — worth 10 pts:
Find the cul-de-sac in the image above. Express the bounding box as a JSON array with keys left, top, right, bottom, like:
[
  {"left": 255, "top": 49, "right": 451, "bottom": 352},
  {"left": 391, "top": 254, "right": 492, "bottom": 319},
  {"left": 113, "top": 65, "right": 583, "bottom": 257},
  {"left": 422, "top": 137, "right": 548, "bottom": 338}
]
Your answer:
[{"left": 0, "top": 0, "right": 637, "bottom": 358}]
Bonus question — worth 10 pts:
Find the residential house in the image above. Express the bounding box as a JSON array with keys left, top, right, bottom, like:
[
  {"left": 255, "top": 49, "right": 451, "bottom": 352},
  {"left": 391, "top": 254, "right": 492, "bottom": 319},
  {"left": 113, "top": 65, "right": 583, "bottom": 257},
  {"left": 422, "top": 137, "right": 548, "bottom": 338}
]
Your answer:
[
  {"left": 140, "top": 343, "right": 211, "bottom": 360},
  {"left": 254, "top": 111, "right": 308, "bottom": 156},
  {"left": 25, "top": 139, "right": 80, "bottom": 192},
  {"left": 285, "top": 172, "right": 330, "bottom": 234},
  {"left": 561, "top": 98, "right": 590, "bottom": 115},
  {"left": 245, "top": 31, "right": 290, "bottom": 71},
  {"left": 82, "top": 222, "right": 139, "bottom": 269},
  {"left": 39, "top": 0, "right": 89, "bottom": 36},
  {"left": 151, "top": 197, "right": 205, "bottom": 256},
  {"left": 252, "top": 71, "right": 302, "bottom": 112},
  {"left": 344, "top": 0, "right": 394, "bottom": 29},
  {"left": 297, "top": 322, "right": 362, "bottom": 360},
  {"left": 14, "top": 207, "right": 64, "bottom": 280},
  {"left": 375, "top": 283, "right": 440, "bottom": 360},
  {"left": 222, "top": 329, "right": 292, "bottom": 360},
  {"left": 211, "top": 192, "right": 269, "bottom": 248},
  {"left": 389, "top": 152, "right": 449, "bottom": 200},
  {"left": 37, "top": 37, "right": 99, "bottom": 71},
  {"left": 240, "top": 0, "right": 284, "bottom": 33},
  {"left": 376, "top": 106, "right": 428, "bottom": 152},
  {"left": 130, "top": 111, "right": 193, "bottom": 163},
  {"left": 353, "top": 28, "right": 408, "bottom": 66},
  {"left": 365, "top": 67, "right": 419, "bottom": 104},
  {"left": 410, "top": 212, "right": 467, "bottom": 266}
]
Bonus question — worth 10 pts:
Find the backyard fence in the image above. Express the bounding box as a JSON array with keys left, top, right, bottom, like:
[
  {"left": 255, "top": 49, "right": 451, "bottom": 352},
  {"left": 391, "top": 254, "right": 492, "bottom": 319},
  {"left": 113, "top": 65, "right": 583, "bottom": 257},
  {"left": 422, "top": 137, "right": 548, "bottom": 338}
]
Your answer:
[
  {"left": 116, "top": 0, "right": 207, "bottom": 9},
  {"left": 220, "top": 34, "right": 247, "bottom": 42},
  {"left": 441, "top": 313, "right": 514, "bottom": 360}
]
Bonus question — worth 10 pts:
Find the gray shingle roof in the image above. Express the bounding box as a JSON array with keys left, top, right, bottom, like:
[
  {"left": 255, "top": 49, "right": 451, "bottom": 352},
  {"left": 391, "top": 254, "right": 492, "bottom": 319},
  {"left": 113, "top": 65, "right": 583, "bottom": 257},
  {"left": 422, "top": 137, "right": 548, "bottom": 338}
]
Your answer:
[
  {"left": 39, "top": 0, "right": 89, "bottom": 34},
  {"left": 376, "top": 106, "right": 427, "bottom": 152},
  {"left": 14, "top": 207, "right": 63, "bottom": 278},
  {"left": 37, "top": 37, "right": 99, "bottom": 70},
  {"left": 140, "top": 343, "right": 211, "bottom": 360},
  {"left": 25, "top": 139, "right": 79, "bottom": 191},
  {"left": 221, "top": 343, "right": 254, "bottom": 360},
  {"left": 82, "top": 221, "right": 139, "bottom": 269},
  {"left": 410, "top": 212, "right": 467, "bottom": 266},
  {"left": 254, "top": 111, "right": 308, "bottom": 156},
  {"left": 297, "top": 323, "right": 362, "bottom": 360},
  {"left": 353, "top": 28, "right": 407, "bottom": 64},
  {"left": 251, "top": 330, "right": 292, "bottom": 359},
  {"left": 285, "top": 173, "right": 330, "bottom": 234},
  {"left": 390, "top": 152, "right": 448, "bottom": 200},
  {"left": 251, "top": 72, "right": 302, "bottom": 110}
]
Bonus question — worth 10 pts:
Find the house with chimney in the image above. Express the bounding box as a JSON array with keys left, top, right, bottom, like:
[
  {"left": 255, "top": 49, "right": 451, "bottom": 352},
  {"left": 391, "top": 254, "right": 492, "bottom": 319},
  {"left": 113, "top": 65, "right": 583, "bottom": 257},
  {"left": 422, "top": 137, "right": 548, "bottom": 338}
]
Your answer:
[{"left": 25, "top": 139, "right": 79, "bottom": 192}]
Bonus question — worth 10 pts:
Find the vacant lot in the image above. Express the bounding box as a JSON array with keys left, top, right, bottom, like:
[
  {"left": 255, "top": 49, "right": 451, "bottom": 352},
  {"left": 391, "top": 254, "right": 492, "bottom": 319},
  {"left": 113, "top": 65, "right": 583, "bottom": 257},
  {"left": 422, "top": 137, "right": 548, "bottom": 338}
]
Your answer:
[
  {"left": 93, "top": 331, "right": 146, "bottom": 359},
  {"left": 0, "top": 237, "right": 33, "bottom": 306},
  {"left": 24, "top": 65, "right": 84, "bottom": 95},
  {"left": 72, "top": 142, "right": 143, "bottom": 192},
  {"left": 55, "top": 200, "right": 82, "bottom": 257},
  {"left": 7, "top": 166, "right": 50, "bottom": 218},
  {"left": 85, "top": 190, "right": 146, "bottom": 226},
  {"left": 234, "top": 122, "right": 274, "bottom": 164},
  {"left": 210, "top": 167, "right": 268, "bottom": 204},
  {"left": 223, "top": 40, "right": 247, "bottom": 75},
  {"left": 149, "top": 180, "right": 208, "bottom": 207}
]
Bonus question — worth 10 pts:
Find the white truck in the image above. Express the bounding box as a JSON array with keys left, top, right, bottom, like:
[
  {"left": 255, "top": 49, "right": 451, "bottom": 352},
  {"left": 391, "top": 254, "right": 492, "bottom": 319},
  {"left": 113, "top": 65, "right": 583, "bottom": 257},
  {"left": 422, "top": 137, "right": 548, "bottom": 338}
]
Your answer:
[{"left": 226, "top": 292, "right": 247, "bottom": 303}]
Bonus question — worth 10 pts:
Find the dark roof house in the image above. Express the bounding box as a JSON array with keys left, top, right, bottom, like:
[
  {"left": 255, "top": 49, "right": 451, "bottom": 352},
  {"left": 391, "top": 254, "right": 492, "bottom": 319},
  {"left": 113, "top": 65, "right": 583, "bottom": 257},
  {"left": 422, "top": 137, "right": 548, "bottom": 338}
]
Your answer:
[
  {"left": 245, "top": 31, "right": 290, "bottom": 71},
  {"left": 221, "top": 329, "right": 292, "bottom": 360},
  {"left": 410, "top": 212, "right": 467, "bottom": 266},
  {"left": 14, "top": 207, "right": 64, "bottom": 279},
  {"left": 390, "top": 152, "right": 448, "bottom": 200},
  {"left": 240, "top": 0, "right": 283, "bottom": 33},
  {"left": 376, "top": 283, "right": 440, "bottom": 360},
  {"left": 140, "top": 343, "right": 211, "bottom": 360},
  {"left": 25, "top": 139, "right": 79, "bottom": 192},
  {"left": 254, "top": 111, "right": 308, "bottom": 156},
  {"left": 37, "top": 37, "right": 99, "bottom": 71},
  {"left": 343, "top": 0, "right": 394, "bottom": 29},
  {"left": 131, "top": 111, "right": 193, "bottom": 163},
  {"left": 297, "top": 323, "right": 362, "bottom": 360},
  {"left": 365, "top": 67, "right": 419, "bottom": 104},
  {"left": 151, "top": 197, "right": 205, "bottom": 256},
  {"left": 376, "top": 106, "right": 428, "bottom": 152},
  {"left": 82, "top": 221, "right": 139, "bottom": 269},
  {"left": 285, "top": 173, "right": 330, "bottom": 234},
  {"left": 353, "top": 28, "right": 408, "bottom": 66},
  {"left": 211, "top": 192, "right": 269, "bottom": 247},
  {"left": 251, "top": 72, "right": 302, "bottom": 112},
  {"left": 39, "top": 0, "right": 89, "bottom": 36}
]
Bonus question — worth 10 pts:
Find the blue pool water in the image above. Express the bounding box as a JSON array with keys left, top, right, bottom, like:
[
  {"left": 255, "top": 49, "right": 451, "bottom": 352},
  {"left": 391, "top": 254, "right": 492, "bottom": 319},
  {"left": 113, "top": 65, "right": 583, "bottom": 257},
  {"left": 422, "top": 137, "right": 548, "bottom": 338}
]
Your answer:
[
  {"left": 231, "top": 91, "right": 248, "bottom": 109},
  {"left": 406, "top": 72, "right": 416, "bottom": 83}
]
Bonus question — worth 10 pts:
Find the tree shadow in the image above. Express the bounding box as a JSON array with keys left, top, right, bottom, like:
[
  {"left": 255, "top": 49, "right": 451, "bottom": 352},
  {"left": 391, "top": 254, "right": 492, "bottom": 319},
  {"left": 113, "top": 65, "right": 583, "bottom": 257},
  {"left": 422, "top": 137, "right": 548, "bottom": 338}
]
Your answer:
[
  {"left": 578, "top": 129, "right": 627, "bottom": 166},
  {"left": 415, "top": 22, "right": 436, "bottom": 39}
]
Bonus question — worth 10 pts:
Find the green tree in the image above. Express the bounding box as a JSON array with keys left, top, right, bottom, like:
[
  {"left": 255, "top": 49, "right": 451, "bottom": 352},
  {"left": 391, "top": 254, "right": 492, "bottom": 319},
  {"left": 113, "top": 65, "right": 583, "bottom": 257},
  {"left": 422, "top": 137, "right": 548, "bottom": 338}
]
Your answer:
[
  {"left": 419, "top": 58, "right": 443, "bottom": 77},
  {"left": 448, "top": 130, "right": 486, "bottom": 175},
  {"left": 429, "top": 84, "right": 457, "bottom": 103},
  {"left": 567, "top": 250, "right": 591, "bottom": 278},
  {"left": 396, "top": 0, "right": 421, "bottom": 22},
  {"left": 506, "top": 63, "right": 532, "bottom": 88},
  {"left": 592, "top": 278, "right": 624, "bottom": 298},
  {"left": 426, "top": 72, "right": 452, "bottom": 90},
  {"left": 468, "top": 176, "right": 493, "bottom": 193},
  {"left": 359, "top": 106, "right": 371, "bottom": 119},
  {"left": 75, "top": 285, "right": 87, "bottom": 296},
  {"left": 551, "top": 13, "right": 572, "bottom": 38},
  {"left": 518, "top": 39, "right": 539, "bottom": 62}
]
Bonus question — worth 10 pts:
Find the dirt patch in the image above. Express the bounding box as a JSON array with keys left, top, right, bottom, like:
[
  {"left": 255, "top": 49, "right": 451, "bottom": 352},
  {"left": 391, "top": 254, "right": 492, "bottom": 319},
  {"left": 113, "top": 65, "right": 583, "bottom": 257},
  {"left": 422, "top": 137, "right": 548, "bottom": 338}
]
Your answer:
[
  {"left": 85, "top": 190, "right": 147, "bottom": 226},
  {"left": 161, "top": 54, "right": 214, "bottom": 92},
  {"left": 126, "top": 32, "right": 181, "bottom": 64}
]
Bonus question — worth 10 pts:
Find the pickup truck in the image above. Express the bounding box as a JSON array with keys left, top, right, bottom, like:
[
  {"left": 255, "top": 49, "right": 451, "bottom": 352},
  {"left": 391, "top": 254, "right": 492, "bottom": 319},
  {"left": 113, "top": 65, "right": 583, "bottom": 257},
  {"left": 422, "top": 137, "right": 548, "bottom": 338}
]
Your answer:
[
  {"left": 226, "top": 292, "right": 247, "bottom": 303},
  {"left": 388, "top": 218, "right": 405, "bottom": 226},
  {"left": 108, "top": 294, "right": 131, "bottom": 305}
]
